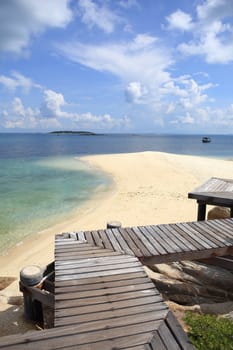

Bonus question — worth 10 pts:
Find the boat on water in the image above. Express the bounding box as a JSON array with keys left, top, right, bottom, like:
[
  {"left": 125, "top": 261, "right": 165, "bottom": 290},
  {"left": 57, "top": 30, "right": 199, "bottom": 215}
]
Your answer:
[{"left": 202, "top": 137, "right": 211, "bottom": 143}]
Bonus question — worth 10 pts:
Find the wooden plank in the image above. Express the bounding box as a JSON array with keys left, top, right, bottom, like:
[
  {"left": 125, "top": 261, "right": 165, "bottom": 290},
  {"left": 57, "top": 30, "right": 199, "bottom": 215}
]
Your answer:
[
  {"left": 56, "top": 266, "right": 146, "bottom": 280},
  {"left": 56, "top": 260, "right": 143, "bottom": 277},
  {"left": 55, "top": 289, "right": 159, "bottom": 309},
  {"left": 84, "top": 231, "right": 95, "bottom": 245},
  {"left": 55, "top": 333, "right": 154, "bottom": 350},
  {"left": 157, "top": 322, "right": 180, "bottom": 350},
  {"left": 55, "top": 243, "right": 95, "bottom": 252},
  {"left": 141, "top": 246, "right": 232, "bottom": 265},
  {"left": 56, "top": 276, "right": 151, "bottom": 294},
  {"left": 156, "top": 225, "right": 184, "bottom": 253},
  {"left": 172, "top": 224, "right": 203, "bottom": 250},
  {"left": 125, "top": 228, "right": 151, "bottom": 256},
  {"left": 188, "top": 222, "right": 225, "bottom": 247},
  {"left": 157, "top": 224, "right": 190, "bottom": 252},
  {"left": 192, "top": 221, "right": 232, "bottom": 246},
  {"left": 119, "top": 227, "right": 143, "bottom": 256},
  {"left": 103, "top": 229, "right": 126, "bottom": 254},
  {"left": 91, "top": 230, "right": 105, "bottom": 248},
  {"left": 55, "top": 294, "right": 164, "bottom": 318},
  {"left": 178, "top": 223, "right": 216, "bottom": 249},
  {"left": 98, "top": 229, "right": 114, "bottom": 250},
  {"left": 77, "top": 231, "right": 86, "bottom": 241},
  {"left": 0, "top": 323, "right": 158, "bottom": 349},
  {"left": 174, "top": 223, "right": 209, "bottom": 249},
  {"left": 140, "top": 226, "right": 167, "bottom": 255},
  {"left": 55, "top": 255, "right": 138, "bottom": 269},
  {"left": 55, "top": 271, "right": 147, "bottom": 288},
  {"left": 56, "top": 304, "right": 168, "bottom": 327},
  {"left": 137, "top": 226, "right": 162, "bottom": 255},
  {"left": 132, "top": 226, "right": 160, "bottom": 255},
  {"left": 55, "top": 250, "right": 121, "bottom": 260},
  {"left": 165, "top": 311, "right": 195, "bottom": 350},
  {"left": 150, "top": 332, "right": 167, "bottom": 350},
  {"left": 55, "top": 282, "right": 156, "bottom": 301},
  {"left": 161, "top": 224, "right": 197, "bottom": 251},
  {"left": 112, "top": 228, "right": 135, "bottom": 255},
  {"left": 147, "top": 226, "right": 176, "bottom": 254},
  {"left": 207, "top": 220, "right": 233, "bottom": 240}
]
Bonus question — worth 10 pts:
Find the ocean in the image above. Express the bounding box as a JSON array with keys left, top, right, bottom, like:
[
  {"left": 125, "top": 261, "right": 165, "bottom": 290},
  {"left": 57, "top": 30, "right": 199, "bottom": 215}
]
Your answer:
[{"left": 1, "top": 133, "right": 233, "bottom": 252}]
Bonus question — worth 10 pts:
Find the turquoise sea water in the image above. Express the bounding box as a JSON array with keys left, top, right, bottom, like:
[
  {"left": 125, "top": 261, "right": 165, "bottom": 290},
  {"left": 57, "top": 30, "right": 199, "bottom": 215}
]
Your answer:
[
  {"left": 1, "top": 133, "right": 233, "bottom": 253},
  {"left": 0, "top": 154, "right": 110, "bottom": 253}
]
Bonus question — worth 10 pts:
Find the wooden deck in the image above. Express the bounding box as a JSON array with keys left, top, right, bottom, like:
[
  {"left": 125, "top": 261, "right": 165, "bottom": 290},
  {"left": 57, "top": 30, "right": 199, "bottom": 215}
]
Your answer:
[
  {"left": 1, "top": 218, "right": 233, "bottom": 349},
  {"left": 0, "top": 233, "right": 194, "bottom": 349},
  {"left": 74, "top": 218, "right": 233, "bottom": 265}
]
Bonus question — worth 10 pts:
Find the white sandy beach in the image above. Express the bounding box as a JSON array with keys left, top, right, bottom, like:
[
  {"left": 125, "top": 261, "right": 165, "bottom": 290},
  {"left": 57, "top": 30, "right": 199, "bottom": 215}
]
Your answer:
[{"left": 1, "top": 151, "right": 233, "bottom": 335}]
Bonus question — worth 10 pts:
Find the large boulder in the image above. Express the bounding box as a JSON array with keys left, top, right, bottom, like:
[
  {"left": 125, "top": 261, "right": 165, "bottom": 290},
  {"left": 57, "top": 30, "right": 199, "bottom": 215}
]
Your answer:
[{"left": 207, "top": 206, "right": 230, "bottom": 220}]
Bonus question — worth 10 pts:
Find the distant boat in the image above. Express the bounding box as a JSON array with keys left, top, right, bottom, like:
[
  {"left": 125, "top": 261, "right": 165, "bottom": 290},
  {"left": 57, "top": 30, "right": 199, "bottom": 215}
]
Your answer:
[{"left": 202, "top": 137, "right": 211, "bottom": 143}]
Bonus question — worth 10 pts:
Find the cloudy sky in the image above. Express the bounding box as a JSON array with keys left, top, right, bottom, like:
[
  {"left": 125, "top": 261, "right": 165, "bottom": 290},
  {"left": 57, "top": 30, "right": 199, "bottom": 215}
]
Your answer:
[{"left": 1, "top": 0, "right": 233, "bottom": 133}]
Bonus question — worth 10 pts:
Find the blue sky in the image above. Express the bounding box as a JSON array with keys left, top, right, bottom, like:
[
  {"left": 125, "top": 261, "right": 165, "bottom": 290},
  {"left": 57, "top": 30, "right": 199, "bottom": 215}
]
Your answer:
[{"left": 1, "top": 0, "right": 233, "bottom": 133}]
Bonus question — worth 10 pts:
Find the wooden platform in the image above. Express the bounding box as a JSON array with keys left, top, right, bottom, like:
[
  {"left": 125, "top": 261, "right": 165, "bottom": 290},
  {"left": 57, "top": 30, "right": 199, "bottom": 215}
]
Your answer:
[
  {"left": 1, "top": 218, "right": 233, "bottom": 349},
  {"left": 74, "top": 218, "right": 233, "bottom": 265},
  {"left": 0, "top": 234, "right": 194, "bottom": 349}
]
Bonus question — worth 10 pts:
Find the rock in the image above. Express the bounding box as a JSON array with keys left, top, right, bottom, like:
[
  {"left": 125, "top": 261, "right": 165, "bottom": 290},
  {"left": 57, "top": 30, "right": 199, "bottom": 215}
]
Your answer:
[
  {"left": 149, "top": 262, "right": 202, "bottom": 285},
  {"left": 222, "top": 311, "right": 233, "bottom": 321},
  {"left": 180, "top": 261, "right": 233, "bottom": 291},
  {"left": 200, "top": 301, "right": 233, "bottom": 315},
  {"left": 207, "top": 206, "right": 230, "bottom": 220}
]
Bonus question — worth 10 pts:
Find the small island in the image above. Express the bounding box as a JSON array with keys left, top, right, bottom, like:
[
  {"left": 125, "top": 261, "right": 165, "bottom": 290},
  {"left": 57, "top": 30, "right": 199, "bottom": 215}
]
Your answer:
[{"left": 49, "top": 131, "right": 97, "bottom": 135}]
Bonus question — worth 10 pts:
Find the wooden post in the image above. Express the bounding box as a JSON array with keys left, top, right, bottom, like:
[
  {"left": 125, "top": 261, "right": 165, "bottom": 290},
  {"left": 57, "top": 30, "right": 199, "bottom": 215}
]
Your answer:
[
  {"left": 20, "top": 265, "right": 44, "bottom": 323},
  {"left": 230, "top": 207, "right": 233, "bottom": 218},
  {"left": 197, "top": 201, "right": 206, "bottom": 221},
  {"left": 107, "top": 221, "right": 122, "bottom": 229}
]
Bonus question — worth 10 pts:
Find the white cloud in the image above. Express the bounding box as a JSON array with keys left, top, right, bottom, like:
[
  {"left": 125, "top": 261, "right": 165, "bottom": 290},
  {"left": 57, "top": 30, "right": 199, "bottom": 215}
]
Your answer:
[
  {"left": 57, "top": 34, "right": 172, "bottom": 88},
  {"left": 125, "top": 82, "right": 147, "bottom": 103},
  {"left": 118, "top": 0, "right": 139, "bottom": 9},
  {"left": 0, "top": 71, "right": 41, "bottom": 92},
  {"left": 1, "top": 90, "right": 131, "bottom": 131},
  {"left": 41, "top": 89, "right": 68, "bottom": 118},
  {"left": 166, "top": 10, "right": 193, "bottom": 31},
  {"left": 196, "top": 0, "right": 233, "bottom": 23},
  {"left": 78, "top": 0, "right": 121, "bottom": 33},
  {"left": 0, "top": 0, "right": 73, "bottom": 54},
  {"left": 167, "top": 0, "right": 233, "bottom": 63}
]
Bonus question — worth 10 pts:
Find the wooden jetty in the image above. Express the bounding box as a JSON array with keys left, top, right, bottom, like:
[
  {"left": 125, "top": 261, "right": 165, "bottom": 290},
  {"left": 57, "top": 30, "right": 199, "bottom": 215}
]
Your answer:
[{"left": 1, "top": 218, "right": 233, "bottom": 349}]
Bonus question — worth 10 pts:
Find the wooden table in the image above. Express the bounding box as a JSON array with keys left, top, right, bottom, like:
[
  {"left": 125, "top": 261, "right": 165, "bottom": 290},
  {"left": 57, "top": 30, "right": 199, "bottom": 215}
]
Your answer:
[{"left": 188, "top": 177, "right": 233, "bottom": 220}]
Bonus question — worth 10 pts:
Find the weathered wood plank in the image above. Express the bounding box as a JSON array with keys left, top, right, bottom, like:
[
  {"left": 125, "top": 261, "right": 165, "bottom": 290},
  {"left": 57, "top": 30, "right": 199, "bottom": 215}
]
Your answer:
[
  {"left": 165, "top": 311, "right": 195, "bottom": 350},
  {"left": 55, "top": 276, "right": 150, "bottom": 294},
  {"left": 56, "top": 304, "right": 168, "bottom": 327},
  {"left": 55, "top": 271, "right": 147, "bottom": 287},
  {"left": 158, "top": 322, "right": 181, "bottom": 350},
  {"left": 55, "top": 282, "right": 156, "bottom": 301},
  {"left": 55, "top": 288, "right": 158, "bottom": 309},
  {"left": 112, "top": 228, "right": 135, "bottom": 255},
  {"left": 55, "top": 294, "right": 164, "bottom": 319}
]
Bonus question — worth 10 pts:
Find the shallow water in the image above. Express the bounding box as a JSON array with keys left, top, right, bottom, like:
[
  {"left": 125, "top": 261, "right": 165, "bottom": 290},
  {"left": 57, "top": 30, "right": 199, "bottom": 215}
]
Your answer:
[{"left": 0, "top": 155, "right": 110, "bottom": 252}]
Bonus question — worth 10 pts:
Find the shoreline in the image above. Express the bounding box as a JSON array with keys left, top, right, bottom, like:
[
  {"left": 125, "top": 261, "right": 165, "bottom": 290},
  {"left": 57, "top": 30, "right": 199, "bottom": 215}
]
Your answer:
[{"left": 1, "top": 150, "right": 233, "bottom": 278}]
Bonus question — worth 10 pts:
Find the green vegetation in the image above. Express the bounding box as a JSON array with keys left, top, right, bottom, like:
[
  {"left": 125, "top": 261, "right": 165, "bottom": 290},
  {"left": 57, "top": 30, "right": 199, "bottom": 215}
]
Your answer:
[{"left": 185, "top": 311, "right": 233, "bottom": 350}]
